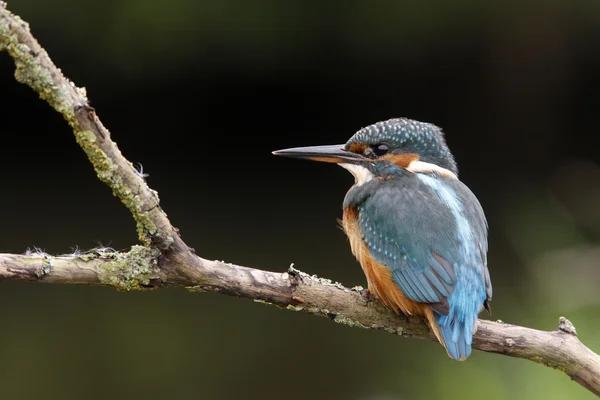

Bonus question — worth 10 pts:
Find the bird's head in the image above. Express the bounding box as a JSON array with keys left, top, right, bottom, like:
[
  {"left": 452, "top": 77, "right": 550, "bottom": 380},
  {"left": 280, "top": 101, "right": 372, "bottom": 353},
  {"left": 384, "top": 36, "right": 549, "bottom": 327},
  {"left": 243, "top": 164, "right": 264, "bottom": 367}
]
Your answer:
[{"left": 273, "top": 118, "right": 458, "bottom": 184}]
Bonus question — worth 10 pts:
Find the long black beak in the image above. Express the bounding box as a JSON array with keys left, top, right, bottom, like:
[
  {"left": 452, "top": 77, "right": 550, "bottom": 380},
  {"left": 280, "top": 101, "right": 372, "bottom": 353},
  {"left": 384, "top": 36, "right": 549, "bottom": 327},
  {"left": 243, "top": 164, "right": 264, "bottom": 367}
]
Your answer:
[{"left": 272, "top": 144, "right": 364, "bottom": 164}]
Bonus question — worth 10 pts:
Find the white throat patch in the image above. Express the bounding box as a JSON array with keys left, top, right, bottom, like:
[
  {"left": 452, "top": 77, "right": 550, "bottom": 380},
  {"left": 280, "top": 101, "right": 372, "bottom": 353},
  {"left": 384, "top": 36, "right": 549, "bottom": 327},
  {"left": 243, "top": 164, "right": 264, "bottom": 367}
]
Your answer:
[
  {"left": 339, "top": 163, "right": 374, "bottom": 186},
  {"left": 407, "top": 160, "right": 457, "bottom": 179}
]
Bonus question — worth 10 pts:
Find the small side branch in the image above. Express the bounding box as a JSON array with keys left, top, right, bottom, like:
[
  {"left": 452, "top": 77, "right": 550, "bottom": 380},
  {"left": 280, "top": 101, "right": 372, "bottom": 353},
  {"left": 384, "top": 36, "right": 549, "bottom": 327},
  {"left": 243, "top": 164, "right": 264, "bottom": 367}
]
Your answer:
[
  {"left": 0, "top": 247, "right": 164, "bottom": 289},
  {"left": 0, "top": 3, "right": 178, "bottom": 250},
  {"left": 0, "top": 252, "right": 103, "bottom": 284}
]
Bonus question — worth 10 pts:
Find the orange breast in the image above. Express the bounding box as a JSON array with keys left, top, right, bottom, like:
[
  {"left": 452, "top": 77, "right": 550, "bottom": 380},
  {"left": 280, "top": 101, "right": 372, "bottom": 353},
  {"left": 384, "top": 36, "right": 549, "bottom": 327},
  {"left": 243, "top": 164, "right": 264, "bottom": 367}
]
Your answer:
[{"left": 342, "top": 206, "right": 444, "bottom": 345}]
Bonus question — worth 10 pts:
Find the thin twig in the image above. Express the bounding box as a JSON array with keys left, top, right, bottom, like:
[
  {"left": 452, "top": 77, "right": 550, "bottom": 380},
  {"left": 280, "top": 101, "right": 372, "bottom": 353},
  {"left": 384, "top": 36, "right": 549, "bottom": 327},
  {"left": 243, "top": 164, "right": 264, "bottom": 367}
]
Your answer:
[{"left": 0, "top": 3, "right": 599, "bottom": 397}]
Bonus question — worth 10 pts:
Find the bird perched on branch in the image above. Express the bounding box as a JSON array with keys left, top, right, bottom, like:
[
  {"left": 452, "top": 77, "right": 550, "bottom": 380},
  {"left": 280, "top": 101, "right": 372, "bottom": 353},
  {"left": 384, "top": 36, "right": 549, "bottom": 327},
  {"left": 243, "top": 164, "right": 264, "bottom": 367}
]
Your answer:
[{"left": 273, "top": 118, "right": 492, "bottom": 360}]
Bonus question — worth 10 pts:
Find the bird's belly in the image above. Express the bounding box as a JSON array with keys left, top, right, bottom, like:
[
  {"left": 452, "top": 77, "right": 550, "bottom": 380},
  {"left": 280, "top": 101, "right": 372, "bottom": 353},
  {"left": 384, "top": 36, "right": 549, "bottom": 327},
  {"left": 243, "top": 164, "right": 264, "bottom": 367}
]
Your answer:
[{"left": 342, "top": 207, "right": 424, "bottom": 316}]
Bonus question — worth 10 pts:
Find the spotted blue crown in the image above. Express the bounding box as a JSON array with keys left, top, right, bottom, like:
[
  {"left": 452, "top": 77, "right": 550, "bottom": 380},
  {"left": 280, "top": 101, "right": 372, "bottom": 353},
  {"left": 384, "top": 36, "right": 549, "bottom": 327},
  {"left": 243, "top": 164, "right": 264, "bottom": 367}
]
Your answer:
[{"left": 344, "top": 118, "right": 458, "bottom": 175}]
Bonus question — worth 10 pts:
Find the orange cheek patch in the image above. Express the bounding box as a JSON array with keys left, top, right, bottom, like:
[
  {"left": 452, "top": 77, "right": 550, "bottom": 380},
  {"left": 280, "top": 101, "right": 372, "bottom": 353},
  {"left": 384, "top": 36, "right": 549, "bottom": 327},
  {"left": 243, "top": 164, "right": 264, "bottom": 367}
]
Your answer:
[
  {"left": 348, "top": 143, "right": 367, "bottom": 153},
  {"left": 383, "top": 153, "right": 420, "bottom": 168}
]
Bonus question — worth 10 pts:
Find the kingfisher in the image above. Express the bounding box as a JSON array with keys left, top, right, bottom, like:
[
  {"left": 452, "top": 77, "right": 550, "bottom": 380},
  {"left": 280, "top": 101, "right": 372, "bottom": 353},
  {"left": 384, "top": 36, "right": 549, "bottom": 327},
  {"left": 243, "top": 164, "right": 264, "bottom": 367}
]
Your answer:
[{"left": 273, "top": 118, "right": 492, "bottom": 360}]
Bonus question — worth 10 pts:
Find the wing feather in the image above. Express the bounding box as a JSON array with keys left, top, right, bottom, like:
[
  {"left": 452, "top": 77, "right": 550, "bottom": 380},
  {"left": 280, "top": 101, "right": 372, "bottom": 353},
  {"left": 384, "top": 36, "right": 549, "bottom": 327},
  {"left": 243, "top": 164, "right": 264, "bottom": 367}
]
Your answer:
[{"left": 352, "top": 174, "right": 489, "bottom": 315}]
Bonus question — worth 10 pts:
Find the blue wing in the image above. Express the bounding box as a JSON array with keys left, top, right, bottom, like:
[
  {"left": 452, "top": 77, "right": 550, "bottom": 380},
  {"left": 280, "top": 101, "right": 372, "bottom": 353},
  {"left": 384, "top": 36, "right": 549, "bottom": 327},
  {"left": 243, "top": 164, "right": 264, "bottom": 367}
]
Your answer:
[{"left": 346, "top": 172, "right": 491, "bottom": 359}]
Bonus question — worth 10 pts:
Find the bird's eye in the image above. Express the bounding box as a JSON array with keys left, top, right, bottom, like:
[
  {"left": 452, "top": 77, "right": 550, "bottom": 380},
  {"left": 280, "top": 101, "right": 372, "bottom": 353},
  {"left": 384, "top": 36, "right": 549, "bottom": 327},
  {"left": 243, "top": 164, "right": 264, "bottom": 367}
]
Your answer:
[{"left": 371, "top": 144, "right": 389, "bottom": 157}]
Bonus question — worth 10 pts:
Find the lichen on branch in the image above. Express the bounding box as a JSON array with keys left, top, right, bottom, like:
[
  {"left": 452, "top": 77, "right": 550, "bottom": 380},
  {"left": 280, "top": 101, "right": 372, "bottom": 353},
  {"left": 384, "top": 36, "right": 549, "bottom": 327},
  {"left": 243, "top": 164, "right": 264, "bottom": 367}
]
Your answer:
[{"left": 97, "top": 245, "right": 162, "bottom": 290}]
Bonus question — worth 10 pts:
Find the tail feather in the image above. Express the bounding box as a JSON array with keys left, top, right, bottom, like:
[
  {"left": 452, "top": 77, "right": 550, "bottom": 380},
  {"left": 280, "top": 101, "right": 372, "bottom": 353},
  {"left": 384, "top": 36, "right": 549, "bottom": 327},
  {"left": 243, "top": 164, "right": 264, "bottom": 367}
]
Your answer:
[
  {"left": 435, "top": 313, "right": 476, "bottom": 361},
  {"left": 431, "top": 267, "right": 487, "bottom": 360}
]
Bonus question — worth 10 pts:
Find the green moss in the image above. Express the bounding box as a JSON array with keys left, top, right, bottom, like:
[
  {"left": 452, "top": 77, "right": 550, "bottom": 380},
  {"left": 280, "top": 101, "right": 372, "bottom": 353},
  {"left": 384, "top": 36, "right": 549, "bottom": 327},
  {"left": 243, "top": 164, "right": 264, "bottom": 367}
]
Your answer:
[{"left": 98, "top": 245, "right": 161, "bottom": 291}]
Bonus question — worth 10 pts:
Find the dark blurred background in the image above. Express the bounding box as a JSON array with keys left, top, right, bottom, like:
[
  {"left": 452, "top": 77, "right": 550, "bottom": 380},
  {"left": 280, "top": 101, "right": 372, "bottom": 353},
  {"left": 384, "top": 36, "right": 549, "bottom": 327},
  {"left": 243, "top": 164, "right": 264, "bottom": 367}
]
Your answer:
[{"left": 1, "top": 1, "right": 600, "bottom": 399}]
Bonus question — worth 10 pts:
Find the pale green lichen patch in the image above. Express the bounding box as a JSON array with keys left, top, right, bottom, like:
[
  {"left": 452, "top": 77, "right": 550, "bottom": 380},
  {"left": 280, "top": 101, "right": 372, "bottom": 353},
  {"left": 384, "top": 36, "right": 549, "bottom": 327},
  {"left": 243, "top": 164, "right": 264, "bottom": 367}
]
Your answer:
[
  {"left": 371, "top": 323, "right": 405, "bottom": 336},
  {"left": 253, "top": 299, "right": 286, "bottom": 310},
  {"left": 73, "top": 128, "right": 159, "bottom": 244},
  {"left": 98, "top": 245, "right": 161, "bottom": 291},
  {"left": 333, "top": 314, "right": 368, "bottom": 330},
  {"left": 284, "top": 302, "right": 406, "bottom": 336},
  {"left": 186, "top": 286, "right": 208, "bottom": 293},
  {"left": 36, "top": 254, "right": 54, "bottom": 277},
  {"left": 286, "top": 304, "right": 306, "bottom": 312},
  {"left": 288, "top": 266, "right": 347, "bottom": 291},
  {"left": 0, "top": 10, "right": 84, "bottom": 118},
  {"left": 529, "top": 355, "right": 566, "bottom": 373}
]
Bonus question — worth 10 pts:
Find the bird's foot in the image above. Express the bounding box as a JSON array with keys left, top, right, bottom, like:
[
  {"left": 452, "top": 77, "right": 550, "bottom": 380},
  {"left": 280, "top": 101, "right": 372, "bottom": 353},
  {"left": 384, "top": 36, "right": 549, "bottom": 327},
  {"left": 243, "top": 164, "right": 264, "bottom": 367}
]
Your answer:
[{"left": 360, "top": 288, "right": 377, "bottom": 303}]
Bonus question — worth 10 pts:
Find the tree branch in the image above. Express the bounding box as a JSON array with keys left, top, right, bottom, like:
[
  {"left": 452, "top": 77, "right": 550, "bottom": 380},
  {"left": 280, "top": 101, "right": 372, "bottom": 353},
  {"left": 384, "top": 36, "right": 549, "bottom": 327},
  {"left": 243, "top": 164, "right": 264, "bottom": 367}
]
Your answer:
[{"left": 1, "top": 3, "right": 599, "bottom": 397}]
